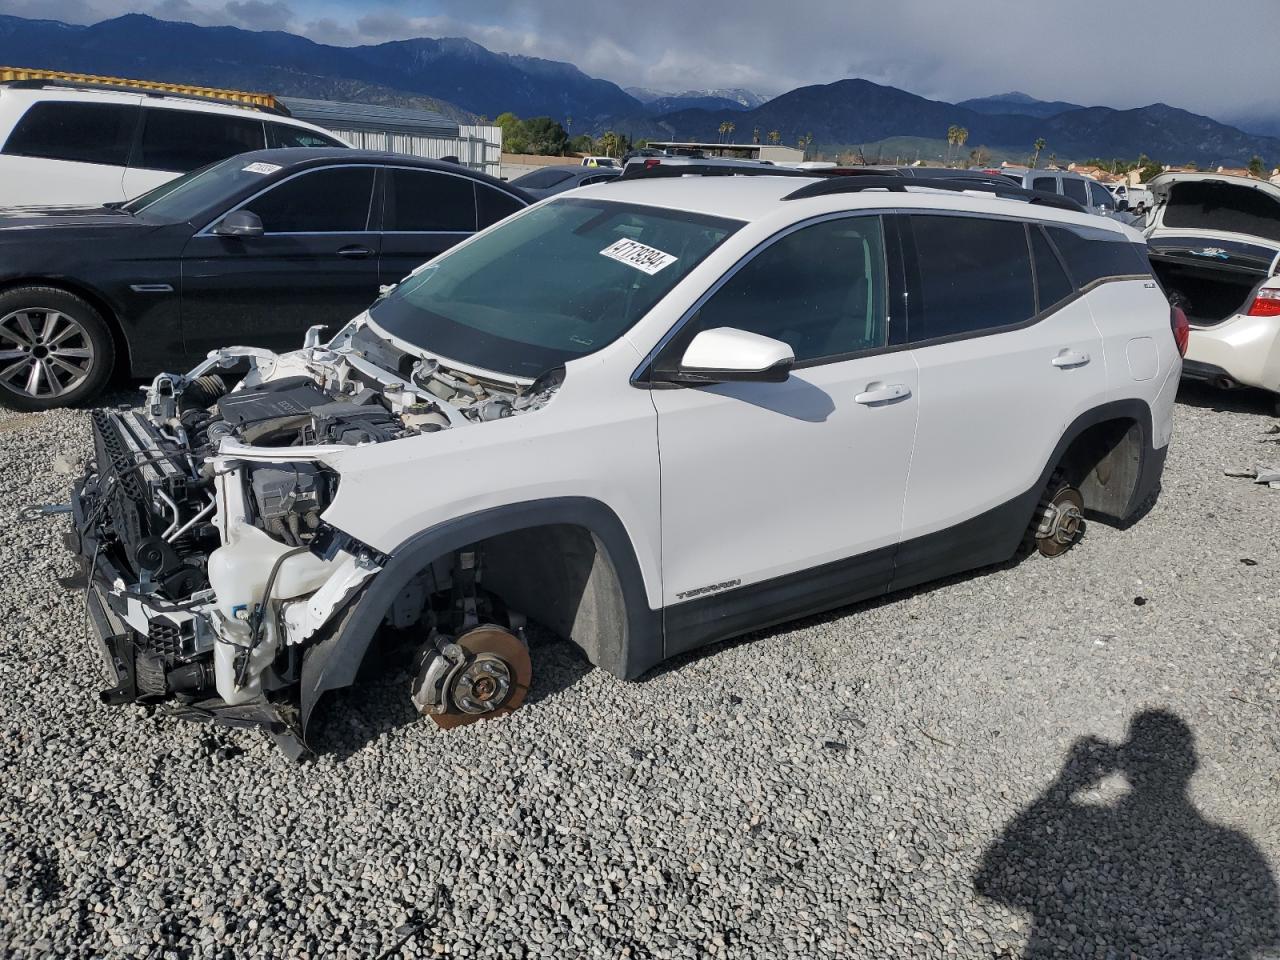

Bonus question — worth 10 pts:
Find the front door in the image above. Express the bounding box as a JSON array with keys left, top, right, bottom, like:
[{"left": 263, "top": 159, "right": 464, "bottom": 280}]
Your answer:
[
  {"left": 650, "top": 214, "right": 919, "bottom": 653},
  {"left": 180, "top": 165, "right": 381, "bottom": 358}
]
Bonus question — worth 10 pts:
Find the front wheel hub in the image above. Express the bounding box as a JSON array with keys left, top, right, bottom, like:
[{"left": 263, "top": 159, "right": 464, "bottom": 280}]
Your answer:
[{"left": 411, "top": 624, "right": 531, "bottom": 729}]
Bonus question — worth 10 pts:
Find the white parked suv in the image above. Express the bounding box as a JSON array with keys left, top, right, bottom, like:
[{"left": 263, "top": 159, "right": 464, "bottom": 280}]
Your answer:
[
  {"left": 65, "top": 174, "right": 1182, "bottom": 755},
  {"left": 0, "top": 81, "right": 347, "bottom": 206}
]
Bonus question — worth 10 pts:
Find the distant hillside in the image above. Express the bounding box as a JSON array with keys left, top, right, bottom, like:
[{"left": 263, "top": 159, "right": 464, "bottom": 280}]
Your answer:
[
  {"left": 0, "top": 13, "right": 641, "bottom": 122},
  {"left": 626, "top": 86, "right": 768, "bottom": 111},
  {"left": 651, "top": 79, "right": 1280, "bottom": 166},
  {"left": 958, "top": 91, "right": 1085, "bottom": 118}
]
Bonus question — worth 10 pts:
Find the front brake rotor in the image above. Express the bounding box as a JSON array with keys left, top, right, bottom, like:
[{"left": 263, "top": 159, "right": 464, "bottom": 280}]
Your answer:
[
  {"left": 1035, "top": 485, "right": 1085, "bottom": 557},
  {"left": 418, "top": 624, "right": 532, "bottom": 730}
]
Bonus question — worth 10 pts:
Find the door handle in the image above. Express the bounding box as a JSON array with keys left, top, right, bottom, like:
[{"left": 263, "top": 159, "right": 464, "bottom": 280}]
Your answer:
[
  {"left": 337, "top": 245, "right": 373, "bottom": 259},
  {"left": 1051, "top": 349, "right": 1090, "bottom": 368},
  {"left": 854, "top": 383, "right": 911, "bottom": 405}
]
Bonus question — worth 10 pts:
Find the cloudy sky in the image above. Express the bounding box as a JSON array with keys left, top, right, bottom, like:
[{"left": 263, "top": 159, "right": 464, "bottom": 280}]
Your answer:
[{"left": 3, "top": 0, "right": 1277, "bottom": 122}]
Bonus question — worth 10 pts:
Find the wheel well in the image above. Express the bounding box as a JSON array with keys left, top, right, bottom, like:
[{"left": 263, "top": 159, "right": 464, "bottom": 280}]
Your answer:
[
  {"left": 1053, "top": 417, "right": 1145, "bottom": 524},
  {"left": 477, "top": 523, "right": 630, "bottom": 677},
  {"left": 0, "top": 279, "right": 131, "bottom": 377}
]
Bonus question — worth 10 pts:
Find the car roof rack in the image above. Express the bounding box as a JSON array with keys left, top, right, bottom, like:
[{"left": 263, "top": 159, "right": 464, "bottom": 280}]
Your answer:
[
  {"left": 0, "top": 72, "right": 291, "bottom": 117},
  {"left": 781, "top": 175, "right": 1087, "bottom": 212},
  {"left": 621, "top": 161, "right": 816, "bottom": 180}
]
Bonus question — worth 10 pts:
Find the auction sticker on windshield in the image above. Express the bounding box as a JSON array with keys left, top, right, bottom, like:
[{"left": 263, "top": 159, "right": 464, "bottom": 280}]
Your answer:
[
  {"left": 600, "top": 238, "right": 678, "bottom": 275},
  {"left": 242, "top": 162, "right": 283, "bottom": 175}
]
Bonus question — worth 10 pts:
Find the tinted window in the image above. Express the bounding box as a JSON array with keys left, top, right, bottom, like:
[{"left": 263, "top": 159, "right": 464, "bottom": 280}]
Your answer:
[
  {"left": 385, "top": 169, "right": 476, "bottom": 232},
  {"left": 1061, "top": 178, "right": 1088, "bottom": 205},
  {"left": 911, "top": 216, "right": 1035, "bottom": 341},
  {"left": 476, "top": 185, "right": 526, "bottom": 228},
  {"left": 247, "top": 167, "right": 375, "bottom": 233},
  {"left": 2, "top": 101, "right": 137, "bottom": 166},
  {"left": 1088, "top": 181, "right": 1114, "bottom": 209},
  {"left": 1031, "top": 227, "right": 1074, "bottom": 310},
  {"left": 514, "top": 168, "right": 574, "bottom": 189},
  {"left": 1047, "top": 226, "right": 1150, "bottom": 287},
  {"left": 136, "top": 108, "right": 265, "bottom": 173},
  {"left": 266, "top": 123, "right": 344, "bottom": 149},
  {"left": 689, "top": 216, "right": 888, "bottom": 363},
  {"left": 1032, "top": 176, "right": 1058, "bottom": 194}
]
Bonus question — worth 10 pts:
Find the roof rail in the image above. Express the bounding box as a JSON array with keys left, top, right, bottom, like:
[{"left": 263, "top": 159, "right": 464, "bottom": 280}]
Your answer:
[
  {"left": 621, "top": 161, "right": 815, "bottom": 180},
  {"left": 0, "top": 67, "right": 290, "bottom": 116},
  {"left": 782, "top": 175, "right": 1087, "bottom": 212}
]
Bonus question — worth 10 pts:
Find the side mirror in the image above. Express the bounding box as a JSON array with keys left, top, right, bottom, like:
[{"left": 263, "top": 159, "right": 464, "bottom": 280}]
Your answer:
[
  {"left": 213, "top": 209, "right": 264, "bottom": 238},
  {"left": 675, "top": 327, "right": 794, "bottom": 384}
]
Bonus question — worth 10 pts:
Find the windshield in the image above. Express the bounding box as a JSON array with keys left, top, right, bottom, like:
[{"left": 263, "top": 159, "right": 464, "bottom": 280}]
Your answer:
[
  {"left": 368, "top": 197, "right": 740, "bottom": 378},
  {"left": 123, "top": 156, "right": 286, "bottom": 222}
]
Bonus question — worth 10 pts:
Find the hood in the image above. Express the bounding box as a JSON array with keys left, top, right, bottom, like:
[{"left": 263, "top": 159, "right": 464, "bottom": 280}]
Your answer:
[
  {"left": 0, "top": 204, "right": 142, "bottom": 233},
  {"left": 1147, "top": 173, "right": 1280, "bottom": 248}
]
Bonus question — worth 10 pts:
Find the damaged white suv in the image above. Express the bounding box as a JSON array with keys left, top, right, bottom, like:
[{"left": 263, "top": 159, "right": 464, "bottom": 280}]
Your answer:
[{"left": 66, "top": 175, "right": 1182, "bottom": 755}]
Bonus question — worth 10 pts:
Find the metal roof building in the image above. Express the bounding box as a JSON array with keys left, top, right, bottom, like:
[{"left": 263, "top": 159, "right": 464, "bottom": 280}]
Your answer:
[{"left": 279, "top": 97, "right": 502, "bottom": 177}]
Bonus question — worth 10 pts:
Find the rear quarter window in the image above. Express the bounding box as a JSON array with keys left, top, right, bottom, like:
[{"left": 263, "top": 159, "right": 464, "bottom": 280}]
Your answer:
[
  {"left": 1047, "top": 226, "right": 1151, "bottom": 287},
  {"left": 3, "top": 101, "right": 137, "bottom": 166}
]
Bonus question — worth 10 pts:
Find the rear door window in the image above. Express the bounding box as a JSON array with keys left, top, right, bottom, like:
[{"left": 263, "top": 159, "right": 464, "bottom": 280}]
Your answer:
[
  {"left": 1061, "top": 178, "right": 1088, "bottom": 205},
  {"left": 1031, "top": 227, "right": 1075, "bottom": 310},
  {"left": 2, "top": 101, "right": 138, "bottom": 166},
  {"left": 687, "top": 215, "right": 889, "bottom": 364},
  {"left": 136, "top": 108, "right": 266, "bottom": 173},
  {"left": 477, "top": 184, "right": 526, "bottom": 228},
  {"left": 246, "top": 166, "right": 376, "bottom": 233},
  {"left": 1032, "top": 176, "right": 1058, "bottom": 194},
  {"left": 384, "top": 169, "right": 476, "bottom": 232},
  {"left": 909, "top": 215, "right": 1036, "bottom": 341}
]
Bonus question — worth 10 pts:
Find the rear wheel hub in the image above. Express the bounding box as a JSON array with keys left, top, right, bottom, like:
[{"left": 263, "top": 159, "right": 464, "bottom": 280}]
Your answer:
[{"left": 1035, "top": 485, "right": 1085, "bottom": 557}]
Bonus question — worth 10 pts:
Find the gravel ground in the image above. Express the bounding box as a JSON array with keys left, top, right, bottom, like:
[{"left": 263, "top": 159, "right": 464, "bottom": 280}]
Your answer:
[{"left": 1, "top": 382, "right": 1278, "bottom": 960}]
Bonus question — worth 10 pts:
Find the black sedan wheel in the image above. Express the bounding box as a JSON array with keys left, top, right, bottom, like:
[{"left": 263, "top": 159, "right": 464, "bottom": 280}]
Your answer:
[{"left": 0, "top": 287, "right": 115, "bottom": 410}]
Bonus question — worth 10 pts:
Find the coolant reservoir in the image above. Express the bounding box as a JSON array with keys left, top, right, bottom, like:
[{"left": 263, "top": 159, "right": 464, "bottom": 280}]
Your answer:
[{"left": 207, "top": 522, "right": 334, "bottom": 622}]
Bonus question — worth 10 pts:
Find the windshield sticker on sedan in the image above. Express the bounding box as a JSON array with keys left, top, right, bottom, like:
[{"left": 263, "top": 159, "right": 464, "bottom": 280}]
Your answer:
[
  {"left": 599, "top": 239, "right": 678, "bottom": 275},
  {"left": 242, "top": 162, "right": 282, "bottom": 175}
]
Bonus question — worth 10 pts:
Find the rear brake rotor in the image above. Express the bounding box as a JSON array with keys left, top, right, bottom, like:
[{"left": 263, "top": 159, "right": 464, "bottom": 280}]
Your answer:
[
  {"left": 1035, "top": 485, "right": 1085, "bottom": 558},
  {"left": 429, "top": 625, "right": 531, "bottom": 730}
]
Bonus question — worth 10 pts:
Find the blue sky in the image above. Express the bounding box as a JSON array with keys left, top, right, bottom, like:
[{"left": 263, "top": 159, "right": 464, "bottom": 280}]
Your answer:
[{"left": 2, "top": 0, "right": 1277, "bottom": 124}]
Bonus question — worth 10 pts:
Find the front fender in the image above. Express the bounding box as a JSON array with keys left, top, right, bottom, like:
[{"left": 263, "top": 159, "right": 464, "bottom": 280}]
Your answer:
[{"left": 299, "top": 496, "right": 662, "bottom": 736}]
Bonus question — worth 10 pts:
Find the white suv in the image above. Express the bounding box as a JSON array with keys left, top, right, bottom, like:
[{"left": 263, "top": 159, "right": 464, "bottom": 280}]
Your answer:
[
  {"left": 67, "top": 175, "right": 1182, "bottom": 755},
  {"left": 0, "top": 83, "right": 347, "bottom": 206}
]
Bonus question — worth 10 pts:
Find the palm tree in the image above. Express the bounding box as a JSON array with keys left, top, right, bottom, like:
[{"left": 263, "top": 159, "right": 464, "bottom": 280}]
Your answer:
[
  {"left": 956, "top": 127, "right": 969, "bottom": 165},
  {"left": 752, "top": 127, "right": 761, "bottom": 145},
  {"left": 599, "top": 131, "right": 620, "bottom": 157},
  {"left": 1031, "top": 137, "right": 1046, "bottom": 169},
  {"left": 946, "top": 124, "right": 960, "bottom": 164},
  {"left": 725, "top": 120, "right": 736, "bottom": 143},
  {"left": 717, "top": 120, "right": 729, "bottom": 144},
  {"left": 768, "top": 130, "right": 781, "bottom": 145}
]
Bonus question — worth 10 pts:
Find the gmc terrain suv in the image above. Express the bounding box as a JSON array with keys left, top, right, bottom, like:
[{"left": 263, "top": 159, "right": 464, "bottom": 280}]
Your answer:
[{"left": 66, "top": 175, "right": 1183, "bottom": 755}]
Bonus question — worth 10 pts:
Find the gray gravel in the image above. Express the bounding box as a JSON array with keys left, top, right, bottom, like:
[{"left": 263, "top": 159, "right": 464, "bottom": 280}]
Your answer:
[{"left": 1, "top": 382, "right": 1278, "bottom": 959}]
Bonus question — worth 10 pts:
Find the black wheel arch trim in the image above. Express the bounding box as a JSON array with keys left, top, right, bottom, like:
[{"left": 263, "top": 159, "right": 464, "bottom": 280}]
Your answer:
[{"left": 298, "top": 496, "right": 661, "bottom": 736}]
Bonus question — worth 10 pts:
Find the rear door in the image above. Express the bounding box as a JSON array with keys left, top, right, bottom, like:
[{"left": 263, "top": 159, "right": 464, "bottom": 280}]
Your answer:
[
  {"left": 180, "top": 163, "right": 380, "bottom": 357},
  {"left": 123, "top": 107, "right": 267, "bottom": 199},
  {"left": 651, "top": 214, "right": 918, "bottom": 651},
  {"left": 895, "top": 213, "right": 1106, "bottom": 587}
]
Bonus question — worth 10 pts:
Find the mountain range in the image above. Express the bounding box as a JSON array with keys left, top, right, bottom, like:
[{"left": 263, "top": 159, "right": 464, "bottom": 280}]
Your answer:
[{"left": 1, "top": 13, "right": 1277, "bottom": 166}]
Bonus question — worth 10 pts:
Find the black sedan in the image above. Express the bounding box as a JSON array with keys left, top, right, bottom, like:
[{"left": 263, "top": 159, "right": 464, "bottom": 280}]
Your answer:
[{"left": 0, "top": 148, "right": 530, "bottom": 409}]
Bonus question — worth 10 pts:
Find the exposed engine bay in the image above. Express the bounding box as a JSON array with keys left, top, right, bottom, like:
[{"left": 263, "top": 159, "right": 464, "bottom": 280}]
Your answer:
[{"left": 68, "top": 319, "right": 558, "bottom": 755}]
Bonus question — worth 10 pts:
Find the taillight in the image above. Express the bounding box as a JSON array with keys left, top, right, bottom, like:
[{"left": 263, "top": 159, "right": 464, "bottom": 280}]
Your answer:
[
  {"left": 644, "top": 158, "right": 661, "bottom": 170},
  {"left": 1247, "top": 287, "right": 1280, "bottom": 317},
  {"left": 1171, "top": 304, "right": 1190, "bottom": 357}
]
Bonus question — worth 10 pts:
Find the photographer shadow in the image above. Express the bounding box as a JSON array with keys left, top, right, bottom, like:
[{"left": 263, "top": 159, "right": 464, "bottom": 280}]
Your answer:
[{"left": 974, "top": 710, "right": 1280, "bottom": 959}]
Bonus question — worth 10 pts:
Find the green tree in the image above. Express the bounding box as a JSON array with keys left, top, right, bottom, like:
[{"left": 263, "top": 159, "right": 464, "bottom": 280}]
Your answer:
[
  {"left": 1031, "top": 137, "right": 1047, "bottom": 169},
  {"left": 598, "top": 130, "right": 621, "bottom": 158},
  {"left": 1249, "top": 155, "right": 1266, "bottom": 178},
  {"left": 522, "top": 116, "right": 569, "bottom": 156},
  {"left": 768, "top": 130, "right": 781, "bottom": 145}
]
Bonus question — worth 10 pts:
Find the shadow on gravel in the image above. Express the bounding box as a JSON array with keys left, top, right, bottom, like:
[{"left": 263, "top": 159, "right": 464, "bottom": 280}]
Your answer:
[
  {"left": 974, "top": 710, "right": 1280, "bottom": 959},
  {"left": 1176, "top": 380, "right": 1277, "bottom": 417}
]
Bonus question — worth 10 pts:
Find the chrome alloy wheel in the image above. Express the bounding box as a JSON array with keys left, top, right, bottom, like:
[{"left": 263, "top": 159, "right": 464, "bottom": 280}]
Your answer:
[{"left": 0, "top": 308, "right": 96, "bottom": 400}]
